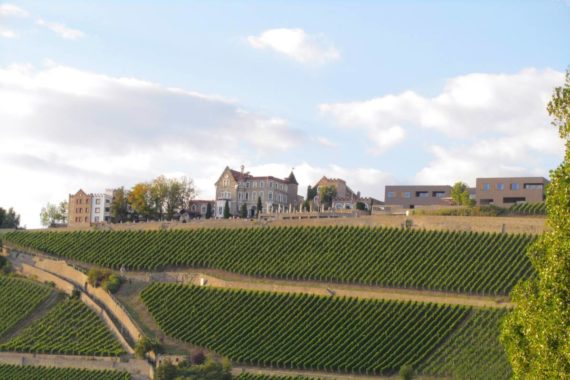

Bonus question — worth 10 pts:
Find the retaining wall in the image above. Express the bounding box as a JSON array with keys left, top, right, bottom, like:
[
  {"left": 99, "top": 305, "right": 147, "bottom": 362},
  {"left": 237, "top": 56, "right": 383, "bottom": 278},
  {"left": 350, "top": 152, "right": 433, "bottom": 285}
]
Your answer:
[{"left": 0, "top": 352, "right": 151, "bottom": 379}]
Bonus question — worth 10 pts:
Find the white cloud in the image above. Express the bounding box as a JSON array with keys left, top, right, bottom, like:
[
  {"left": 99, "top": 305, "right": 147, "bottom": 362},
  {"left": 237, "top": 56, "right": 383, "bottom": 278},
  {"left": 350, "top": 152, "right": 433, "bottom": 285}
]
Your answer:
[
  {"left": 320, "top": 68, "right": 565, "bottom": 183},
  {"left": 0, "top": 27, "right": 17, "bottom": 38},
  {"left": 315, "top": 136, "right": 338, "bottom": 148},
  {"left": 0, "top": 4, "right": 28, "bottom": 17},
  {"left": 36, "top": 18, "right": 84, "bottom": 40},
  {"left": 247, "top": 28, "right": 340, "bottom": 65},
  {"left": 0, "top": 62, "right": 307, "bottom": 227}
]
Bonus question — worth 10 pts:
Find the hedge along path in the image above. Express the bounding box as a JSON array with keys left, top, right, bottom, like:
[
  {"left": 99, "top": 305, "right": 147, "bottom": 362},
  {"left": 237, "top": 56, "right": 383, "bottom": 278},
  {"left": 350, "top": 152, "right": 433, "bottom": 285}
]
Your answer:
[{"left": 3, "top": 226, "right": 536, "bottom": 296}]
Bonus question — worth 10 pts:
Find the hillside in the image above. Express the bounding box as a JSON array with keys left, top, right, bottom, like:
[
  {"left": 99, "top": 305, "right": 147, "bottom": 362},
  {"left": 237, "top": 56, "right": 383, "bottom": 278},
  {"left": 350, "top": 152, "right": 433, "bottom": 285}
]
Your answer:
[
  {"left": 4, "top": 226, "right": 535, "bottom": 295},
  {"left": 141, "top": 283, "right": 511, "bottom": 378}
]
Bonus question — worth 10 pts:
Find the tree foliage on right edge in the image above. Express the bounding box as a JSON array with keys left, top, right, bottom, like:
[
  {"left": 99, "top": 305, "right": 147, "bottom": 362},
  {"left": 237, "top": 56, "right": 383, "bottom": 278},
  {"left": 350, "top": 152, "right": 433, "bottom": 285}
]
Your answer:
[{"left": 501, "top": 69, "right": 570, "bottom": 378}]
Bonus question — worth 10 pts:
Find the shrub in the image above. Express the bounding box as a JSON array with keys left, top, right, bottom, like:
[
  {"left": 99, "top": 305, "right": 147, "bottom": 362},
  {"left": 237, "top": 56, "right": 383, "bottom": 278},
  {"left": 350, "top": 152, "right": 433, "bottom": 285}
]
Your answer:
[
  {"left": 156, "top": 359, "right": 177, "bottom": 380},
  {"left": 191, "top": 350, "right": 206, "bottom": 365},
  {"left": 134, "top": 336, "right": 161, "bottom": 359},
  {"left": 400, "top": 364, "right": 414, "bottom": 380}
]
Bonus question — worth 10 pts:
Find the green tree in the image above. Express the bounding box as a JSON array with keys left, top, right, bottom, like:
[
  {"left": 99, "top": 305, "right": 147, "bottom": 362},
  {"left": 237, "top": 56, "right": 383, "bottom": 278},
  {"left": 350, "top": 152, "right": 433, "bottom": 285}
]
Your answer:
[
  {"left": 306, "top": 185, "right": 317, "bottom": 201},
  {"left": 501, "top": 69, "right": 570, "bottom": 378},
  {"left": 205, "top": 203, "right": 212, "bottom": 219},
  {"left": 39, "top": 202, "right": 66, "bottom": 227},
  {"left": 156, "top": 359, "right": 177, "bottom": 380},
  {"left": 223, "top": 200, "right": 230, "bottom": 219},
  {"left": 451, "top": 181, "right": 475, "bottom": 206},
  {"left": 318, "top": 185, "right": 337, "bottom": 209},
  {"left": 128, "top": 183, "right": 152, "bottom": 220},
  {"left": 150, "top": 175, "right": 169, "bottom": 220},
  {"left": 240, "top": 203, "right": 247, "bottom": 218},
  {"left": 256, "top": 196, "right": 262, "bottom": 216},
  {"left": 134, "top": 336, "right": 161, "bottom": 359},
  {"left": 355, "top": 201, "right": 366, "bottom": 211},
  {"left": 399, "top": 364, "right": 415, "bottom": 380},
  {"left": 111, "top": 187, "right": 129, "bottom": 223},
  {"left": 0, "top": 207, "right": 20, "bottom": 228}
]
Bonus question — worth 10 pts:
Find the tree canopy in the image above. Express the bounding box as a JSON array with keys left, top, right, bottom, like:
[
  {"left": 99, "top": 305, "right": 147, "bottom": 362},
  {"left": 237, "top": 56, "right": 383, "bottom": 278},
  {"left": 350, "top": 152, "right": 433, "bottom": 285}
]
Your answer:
[
  {"left": 0, "top": 207, "right": 20, "bottom": 229},
  {"left": 501, "top": 68, "right": 570, "bottom": 378}
]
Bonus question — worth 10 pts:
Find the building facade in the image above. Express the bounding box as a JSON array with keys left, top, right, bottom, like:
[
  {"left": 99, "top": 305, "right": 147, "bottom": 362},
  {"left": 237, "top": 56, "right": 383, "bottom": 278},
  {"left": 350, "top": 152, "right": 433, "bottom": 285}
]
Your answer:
[
  {"left": 214, "top": 166, "right": 300, "bottom": 218},
  {"left": 475, "top": 177, "right": 548, "bottom": 207},
  {"left": 90, "top": 190, "right": 113, "bottom": 224},
  {"left": 313, "top": 176, "right": 382, "bottom": 211},
  {"left": 187, "top": 200, "right": 215, "bottom": 218},
  {"left": 68, "top": 189, "right": 93, "bottom": 227},
  {"left": 384, "top": 185, "right": 452, "bottom": 209}
]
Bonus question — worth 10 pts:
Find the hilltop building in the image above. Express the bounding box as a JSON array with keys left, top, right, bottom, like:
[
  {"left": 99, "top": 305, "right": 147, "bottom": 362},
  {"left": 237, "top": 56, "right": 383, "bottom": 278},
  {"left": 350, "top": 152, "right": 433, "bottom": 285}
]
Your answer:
[
  {"left": 476, "top": 177, "right": 549, "bottom": 207},
  {"left": 384, "top": 185, "right": 453, "bottom": 209},
  {"left": 313, "top": 176, "right": 382, "bottom": 211},
  {"left": 214, "top": 166, "right": 300, "bottom": 218},
  {"left": 68, "top": 189, "right": 113, "bottom": 227}
]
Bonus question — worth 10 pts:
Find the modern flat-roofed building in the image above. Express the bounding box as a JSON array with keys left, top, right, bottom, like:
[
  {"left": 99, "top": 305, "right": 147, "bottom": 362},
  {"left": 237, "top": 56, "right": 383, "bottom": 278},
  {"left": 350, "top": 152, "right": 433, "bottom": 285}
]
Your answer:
[
  {"left": 476, "top": 177, "right": 548, "bottom": 207},
  {"left": 384, "top": 185, "right": 452, "bottom": 209}
]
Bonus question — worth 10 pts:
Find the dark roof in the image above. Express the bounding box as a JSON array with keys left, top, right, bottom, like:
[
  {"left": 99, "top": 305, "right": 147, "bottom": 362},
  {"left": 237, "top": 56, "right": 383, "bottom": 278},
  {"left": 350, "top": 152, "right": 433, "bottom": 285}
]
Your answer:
[{"left": 286, "top": 171, "right": 298, "bottom": 185}]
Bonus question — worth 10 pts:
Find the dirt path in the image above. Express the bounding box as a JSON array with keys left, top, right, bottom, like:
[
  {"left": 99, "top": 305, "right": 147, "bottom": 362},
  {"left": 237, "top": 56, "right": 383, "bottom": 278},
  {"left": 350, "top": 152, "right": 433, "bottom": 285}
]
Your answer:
[
  {"left": 115, "top": 280, "right": 197, "bottom": 355},
  {"left": 232, "top": 365, "right": 443, "bottom": 380},
  {"left": 123, "top": 268, "right": 512, "bottom": 309},
  {"left": 0, "top": 291, "right": 64, "bottom": 344}
]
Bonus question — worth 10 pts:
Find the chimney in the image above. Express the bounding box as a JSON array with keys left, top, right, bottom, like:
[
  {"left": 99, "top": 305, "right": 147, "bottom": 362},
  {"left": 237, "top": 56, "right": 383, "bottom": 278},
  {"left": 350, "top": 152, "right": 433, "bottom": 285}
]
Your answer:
[{"left": 241, "top": 165, "right": 245, "bottom": 174}]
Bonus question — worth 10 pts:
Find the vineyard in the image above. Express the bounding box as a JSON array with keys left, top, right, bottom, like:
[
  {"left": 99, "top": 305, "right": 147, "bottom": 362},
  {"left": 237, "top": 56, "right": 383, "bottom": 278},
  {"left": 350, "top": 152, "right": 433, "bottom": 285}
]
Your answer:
[
  {"left": 0, "top": 364, "right": 131, "bottom": 379},
  {"left": 509, "top": 202, "right": 547, "bottom": 215},
  {"left": 4, "top": 226, "right": 536, "bottom": 295},
  {"left": 419, "top": 308, "right": 511, "bottom": 379},
  {"left": 0, "top": 299, "right": 125, "bottom": 356},
  {"left": 141, "top": 283, "right": 470, "bottom": 375},
  {"left": 0, "top": 277, "right": 52, "bottom": 337},
  {"left": 235, "top": 374, "right": 313, "bottom": 380}
]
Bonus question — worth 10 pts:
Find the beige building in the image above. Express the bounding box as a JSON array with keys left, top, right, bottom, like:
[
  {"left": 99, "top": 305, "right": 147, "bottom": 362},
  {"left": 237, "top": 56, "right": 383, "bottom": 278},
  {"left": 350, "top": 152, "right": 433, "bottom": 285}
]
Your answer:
[
  {"left": 476, "top": 177, "right": 548, "bottom": 207},
  {"left": 313, "top": 176, "right": 381, "bottom": 211},
  {"left": 68, "top": 189, "right": 93, "bottom": 227},
  {"left": 214, "top": 166, "right": 300, "bottom": 217}
]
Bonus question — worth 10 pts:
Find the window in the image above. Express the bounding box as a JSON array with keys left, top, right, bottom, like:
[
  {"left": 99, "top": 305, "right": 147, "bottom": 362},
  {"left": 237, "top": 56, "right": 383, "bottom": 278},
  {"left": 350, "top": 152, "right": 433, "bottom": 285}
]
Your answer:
[
  {"left": 246, "top": 182, "right": 250, "bottom": 188},
  {"left": 260, "top": 182, "right": 264, "bottom": 188},
  {"left": 483, "top": 183, "right": 490, "bottom": 191},
  {"left": 524, "top": 183, "right": 543, "bottom": 190},
  {"left": 95, "top": 208, "right": 100, "bottom": 213},
  {"left": 433, "top": 191, "right": 445, "bottom": 198},
  {"left": 218, "top": 207, "right": 223, "bottom": 215},
  {"left": 245, "top": 192, "right": 249, "bottom": 200},
  {"left": 253, "top": 191, "right": 257, "bottom": 200},
  {"left": 387, "top": 191, "right": 395, "bottom": 198},
  {"left": 94, "top": 216, "right": 99, "bottom": 222},
  {"left": 105, "top": 207, "right": 110, "bottom": 212},
  {"left": 79, "top": 208, "right": 82, "bottom": 213},
  {"left": 496, "top": 183, "right": 504, "bottom": 191},
  {"left": 403, "top": 192, "right": 412, "bottom": 198},
  {"left": 84, "top": 217, "right": 88, "bottom": 222},
  {"left": 268, "top": 191, "right": 273, "bottom": 201},
  {"left": 253, "top": 182, "right": 257, "bottom": 188},
  {"left": 191, "top": 205, "right": 197, "bottom": 211},
  {"left": 259, "top": 191, "right": 264, "bottom": 201},
  {"left": 201, "top": 206, "right": 206, "bottom": 214},
  {"left": 105, "top": 199, "right": 110, "bottom": 204},
  {"left": 510, "top": 183, "right": 520, "bottom": 190},
  {"left": 96, "top": 199, "right": 101, "bottom": 205},
  {"left": 416, "top": 191, "right": 429, "bottom": 198}
]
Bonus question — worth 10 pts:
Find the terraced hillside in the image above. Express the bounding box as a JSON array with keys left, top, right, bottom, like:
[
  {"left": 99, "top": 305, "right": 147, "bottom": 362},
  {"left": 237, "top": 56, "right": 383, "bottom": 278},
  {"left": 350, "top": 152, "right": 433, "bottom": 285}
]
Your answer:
[
  {"left": 235, "top": 374, "right": 313, "bottom": 380},
  {"left": 141, "top": 283, "right": 509, "bottom": 377},
  {"left": 4, "top": 226, "right": 535, "bottom": 295},
  {"left": 0, "top": 299, "right": 125, "bottom": 356},
  {"left": 0, "top": 277, "right": 52, "bottom": 337},
  {"left": 0, "top": 364, "right": 131, "bottom": 379}
]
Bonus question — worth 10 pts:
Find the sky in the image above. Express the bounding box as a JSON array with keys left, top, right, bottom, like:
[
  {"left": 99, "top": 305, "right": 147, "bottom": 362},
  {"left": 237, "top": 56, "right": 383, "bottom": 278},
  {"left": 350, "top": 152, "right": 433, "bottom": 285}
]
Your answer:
[{"left": 0, "top": 0, "right": 569, "bottom": 228}]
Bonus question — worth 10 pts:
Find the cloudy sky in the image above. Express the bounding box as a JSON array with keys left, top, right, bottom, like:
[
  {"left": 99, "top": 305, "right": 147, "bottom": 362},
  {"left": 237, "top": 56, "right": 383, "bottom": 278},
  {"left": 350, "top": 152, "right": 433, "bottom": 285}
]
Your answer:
[{"left": 1, "top": 1, "right": 569, "bottom": 227}]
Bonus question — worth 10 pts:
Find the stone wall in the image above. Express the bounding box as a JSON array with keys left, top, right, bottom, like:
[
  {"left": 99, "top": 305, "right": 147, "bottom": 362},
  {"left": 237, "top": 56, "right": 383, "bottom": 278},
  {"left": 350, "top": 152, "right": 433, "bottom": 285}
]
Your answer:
[{"left": 0, "top": 352, "right": 152, "bottom": 379}]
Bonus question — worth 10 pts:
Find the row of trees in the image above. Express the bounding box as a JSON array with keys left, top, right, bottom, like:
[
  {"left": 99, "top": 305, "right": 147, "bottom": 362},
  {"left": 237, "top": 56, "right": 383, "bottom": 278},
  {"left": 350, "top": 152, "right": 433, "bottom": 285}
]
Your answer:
[
  {"left": 111, "top": 175, "right": 196, "bottom": 222},
  {"left": 0, "top": 207, "right": 20, "bottom": 229},
  {"left": 40, "top": 202, "right": 68, "bottom": 227}
]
